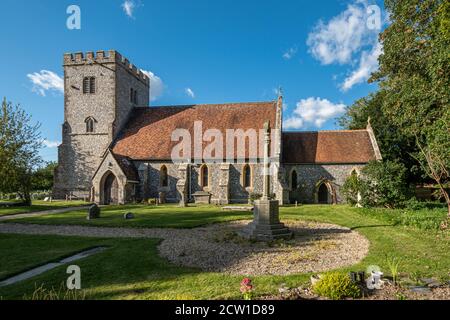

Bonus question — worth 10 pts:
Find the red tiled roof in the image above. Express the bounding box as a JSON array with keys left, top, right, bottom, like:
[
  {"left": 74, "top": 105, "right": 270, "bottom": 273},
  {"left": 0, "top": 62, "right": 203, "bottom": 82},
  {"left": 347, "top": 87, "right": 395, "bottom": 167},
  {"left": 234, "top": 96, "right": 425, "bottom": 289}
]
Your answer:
[
  {"left": 112, "top": 102, "right": 277, "bottom": 160},
  {"left": 111, "top": 152, "right": 139, "bottom": 181},
  {"left": 282, "top": 130, "right": 376, "bottom": 164}
]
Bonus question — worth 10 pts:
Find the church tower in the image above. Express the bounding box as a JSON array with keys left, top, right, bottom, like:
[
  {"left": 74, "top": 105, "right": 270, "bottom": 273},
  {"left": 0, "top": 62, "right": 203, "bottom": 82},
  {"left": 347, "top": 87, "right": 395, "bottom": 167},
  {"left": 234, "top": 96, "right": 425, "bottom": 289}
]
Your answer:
[{"left": 53, "top": 50, "right": 150, "bottom": 199}]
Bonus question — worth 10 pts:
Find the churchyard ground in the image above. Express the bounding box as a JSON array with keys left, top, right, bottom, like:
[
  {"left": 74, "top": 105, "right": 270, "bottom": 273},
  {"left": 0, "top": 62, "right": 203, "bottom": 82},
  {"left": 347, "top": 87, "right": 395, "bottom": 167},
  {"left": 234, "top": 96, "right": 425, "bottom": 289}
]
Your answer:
[
  {"left": 0, "top": 204, "right": 448, "bottom": 300},
  {"left": 0, "top": 200, "right": 89, "bottom": 217}
]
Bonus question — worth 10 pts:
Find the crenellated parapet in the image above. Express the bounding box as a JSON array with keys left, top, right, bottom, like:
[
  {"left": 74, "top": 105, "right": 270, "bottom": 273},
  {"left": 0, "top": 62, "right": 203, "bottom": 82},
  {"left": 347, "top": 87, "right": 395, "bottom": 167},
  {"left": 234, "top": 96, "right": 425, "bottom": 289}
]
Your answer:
[{"left": 63, "top": 50, "right": 149, "bottom": 84}]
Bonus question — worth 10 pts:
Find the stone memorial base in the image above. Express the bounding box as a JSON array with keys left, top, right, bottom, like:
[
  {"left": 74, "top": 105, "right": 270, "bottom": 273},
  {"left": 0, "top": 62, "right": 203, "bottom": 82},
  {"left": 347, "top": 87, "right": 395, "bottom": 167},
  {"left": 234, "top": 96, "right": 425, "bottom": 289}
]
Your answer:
[
  {"left": 193, "top": 191, "right": 211, "bottom": 204},
  {"left": 239, "top": 199, "right": 292, "bottom": 241}
]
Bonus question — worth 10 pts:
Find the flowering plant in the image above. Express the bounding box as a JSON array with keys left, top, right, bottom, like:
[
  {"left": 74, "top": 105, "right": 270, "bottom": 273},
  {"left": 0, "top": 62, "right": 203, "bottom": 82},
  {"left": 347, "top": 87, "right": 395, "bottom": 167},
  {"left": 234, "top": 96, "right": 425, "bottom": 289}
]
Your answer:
[{"left": 240, "top": 278, "right": 253, "bottom": 300}]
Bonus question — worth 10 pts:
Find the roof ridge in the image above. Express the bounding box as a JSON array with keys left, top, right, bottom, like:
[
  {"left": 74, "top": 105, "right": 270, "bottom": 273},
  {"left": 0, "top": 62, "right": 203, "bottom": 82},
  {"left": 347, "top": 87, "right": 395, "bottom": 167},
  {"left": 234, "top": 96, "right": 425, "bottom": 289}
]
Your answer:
[
  {"left": 283, "top": 129, "right": 368, "bottom": 134},
  {"left": 140, "top": 101, "right": 276, "bottom": 109}
]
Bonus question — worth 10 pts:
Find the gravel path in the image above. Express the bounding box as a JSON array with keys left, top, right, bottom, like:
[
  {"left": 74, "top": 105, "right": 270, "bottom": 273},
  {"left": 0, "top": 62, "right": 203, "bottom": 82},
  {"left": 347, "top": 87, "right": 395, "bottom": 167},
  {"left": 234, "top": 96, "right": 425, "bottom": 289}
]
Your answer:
[
  {"left": 159, "top": 220, "right": 370, "bottom": 275},
  {"left": 0, "top": 220, "right": 369, "bottom": 276},
  {"left": 0, "top": 206, "right": 91, "bottom": 221}
]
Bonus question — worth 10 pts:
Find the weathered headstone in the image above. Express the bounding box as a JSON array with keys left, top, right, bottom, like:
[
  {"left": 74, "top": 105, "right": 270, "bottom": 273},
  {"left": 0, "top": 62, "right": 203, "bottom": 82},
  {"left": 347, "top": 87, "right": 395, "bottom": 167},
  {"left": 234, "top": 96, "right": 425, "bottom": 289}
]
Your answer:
[
  {"left": 87, "top": 204, "right": 100, "bottom": 220},
  {"left": 123, "top": 212, "right": 134, "bottom": 220},
  {"left": 159, "top": 192, "right": 166, "bottom": 204}
]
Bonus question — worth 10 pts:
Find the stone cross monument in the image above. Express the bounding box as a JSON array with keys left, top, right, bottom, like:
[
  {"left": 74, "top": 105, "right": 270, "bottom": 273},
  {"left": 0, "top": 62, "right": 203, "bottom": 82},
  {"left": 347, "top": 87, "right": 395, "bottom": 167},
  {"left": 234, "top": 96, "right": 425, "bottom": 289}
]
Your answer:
[{"left": 240, "top": 121, "right": 292, "bottom": 241}]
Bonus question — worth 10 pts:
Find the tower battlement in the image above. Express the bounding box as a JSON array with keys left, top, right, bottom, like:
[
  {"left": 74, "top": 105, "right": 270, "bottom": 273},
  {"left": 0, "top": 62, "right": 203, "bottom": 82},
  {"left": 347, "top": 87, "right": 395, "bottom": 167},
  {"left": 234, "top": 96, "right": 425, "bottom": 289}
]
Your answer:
[{"left": 63, "top": 50, "right": 149, "bottom": 84}]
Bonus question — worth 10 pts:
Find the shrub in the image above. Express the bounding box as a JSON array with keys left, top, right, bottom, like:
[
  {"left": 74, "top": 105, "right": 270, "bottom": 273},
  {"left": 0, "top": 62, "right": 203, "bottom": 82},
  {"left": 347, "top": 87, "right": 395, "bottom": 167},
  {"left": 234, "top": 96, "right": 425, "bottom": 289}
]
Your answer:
[
  {"left": 341, "top": 171, "right": 361, "bottom": 205},
  {"left": 359, "top": 160, "right": 412, "bottom": 208},
  {"left": 312, "top": 272, "right": 361, "bottom": 300}
]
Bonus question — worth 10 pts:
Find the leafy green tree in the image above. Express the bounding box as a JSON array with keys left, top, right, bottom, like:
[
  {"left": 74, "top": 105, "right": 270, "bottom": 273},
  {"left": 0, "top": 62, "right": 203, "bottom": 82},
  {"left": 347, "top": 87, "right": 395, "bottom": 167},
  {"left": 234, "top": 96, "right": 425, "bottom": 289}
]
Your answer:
[
  {"left": 0, "top": 98, "right": 42, "bottom": 204},
  {"left": 372, "top": 0, "right": 450, "bottom": 215},
  {"left": 32, "top": 161, "right": 57, "bottom": 191},
  {"left": 339, "top": 91, "right": 422, "bottom": 183},
  {"left": 342, "top": 0, "right": 450, "bottom": 215}
]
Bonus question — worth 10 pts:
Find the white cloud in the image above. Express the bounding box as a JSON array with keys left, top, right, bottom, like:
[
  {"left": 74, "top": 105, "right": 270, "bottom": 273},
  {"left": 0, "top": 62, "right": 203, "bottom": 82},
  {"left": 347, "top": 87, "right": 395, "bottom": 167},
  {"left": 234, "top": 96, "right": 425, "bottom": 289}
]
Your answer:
[
  {"left": 185, "top": 88, "right": 195, "bottom": 98},
  {"left": 42, "top": 139, "right": 60, "bottom": 148},
  {"left": 307, "top": 0, "right": 384, "bottom": 91},
  {"left": 283, "top": 117, "right": 304, "bottom": 130},
  {"left": 307, "top": 2, "right": 372, "bottom": 65},
  {"left": 27, "top": 70, "right": 63, "bottom": 96},
  {"left": 341, "top": 41, "right": 382, "bottom": 91},
  {"left": 140, "top": 70, "right": 164, "bottom": 102},
  {"left": 283, "top": 97, "right": 346, "bottom": 129},
  {"left": 283, "top": 47, "right": 298, "bottom": 60},
  {"left": 122, "top": 0, "right": 136, "bottom": 18}
]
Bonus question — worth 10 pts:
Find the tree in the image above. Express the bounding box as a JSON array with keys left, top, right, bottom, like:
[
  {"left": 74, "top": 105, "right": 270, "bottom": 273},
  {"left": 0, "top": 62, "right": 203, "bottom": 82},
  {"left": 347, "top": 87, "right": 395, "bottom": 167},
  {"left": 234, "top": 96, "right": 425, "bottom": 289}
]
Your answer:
[
  {"left": 342, "top": 1, "right": 450, "bottom": 215},
  {"left": 339, "top": 91, "right": 422, "bottom": 183},
  {"left": 371, "top": 0, "right": 450, "bottom": 216},
  {"left": 32, "top": 161, "right": 57, "bottom": 191},
  {"left": 0, "top": 98, "right": 42, "bottom": 204}
]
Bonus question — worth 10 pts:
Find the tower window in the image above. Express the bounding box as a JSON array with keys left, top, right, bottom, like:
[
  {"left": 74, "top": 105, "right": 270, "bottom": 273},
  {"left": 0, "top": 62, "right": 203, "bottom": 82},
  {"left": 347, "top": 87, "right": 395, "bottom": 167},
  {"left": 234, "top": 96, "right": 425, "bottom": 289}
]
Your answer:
[
  {"left": 130, "top": 88, "right": 138, "bottom": 104},
  {"left": 85, "top": 117, "right": 96, "bottom": 133},
  {"left": 83, "top": 77, "right": 96, "bottom": 94}
]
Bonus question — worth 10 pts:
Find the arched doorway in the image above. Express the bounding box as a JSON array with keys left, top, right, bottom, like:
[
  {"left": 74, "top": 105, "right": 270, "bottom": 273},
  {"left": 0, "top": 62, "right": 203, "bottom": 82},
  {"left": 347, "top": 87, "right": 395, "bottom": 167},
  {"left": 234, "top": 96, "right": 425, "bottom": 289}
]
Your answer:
[
  {"left": 315, "top": 180, "right": 336, "bottom": 204},
  {"left": 318, "top": 183, "right": 329, "bottom": 204},
  {"left": 103, "top": 172, "right": 119, "bottom": 205}
]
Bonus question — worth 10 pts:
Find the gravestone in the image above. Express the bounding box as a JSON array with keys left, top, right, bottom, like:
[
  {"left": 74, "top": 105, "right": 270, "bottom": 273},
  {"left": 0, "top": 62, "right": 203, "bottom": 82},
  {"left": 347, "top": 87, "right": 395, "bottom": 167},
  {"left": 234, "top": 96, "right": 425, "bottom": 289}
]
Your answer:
[
  {"left": 159, "top": 192, "right": 166, "bottom": 204},
  {"left": 87, "top": 204, "right": 100, "bottom": 220},
  {"left": 123, "top": 212, "right": 134, "bottom": 220}
]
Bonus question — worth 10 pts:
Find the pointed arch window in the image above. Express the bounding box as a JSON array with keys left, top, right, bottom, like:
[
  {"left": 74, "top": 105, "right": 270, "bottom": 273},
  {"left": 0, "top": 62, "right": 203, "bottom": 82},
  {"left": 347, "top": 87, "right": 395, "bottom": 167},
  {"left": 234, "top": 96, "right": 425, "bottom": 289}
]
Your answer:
[
  {"left": 83, "top": 77, "right": 96, "bottom": 94},
  {"left": 243, "top": 164, "right": 252, "bottom": 188},
  {"left": 291, "top": 170, "right": 298, "bottom": 190},
  {"left": 200, "top": 164, "right": 209, "bottom": 188},
  {"left": 160, "top": 165, "right": 168, "bottom": 187},
  {"left": 85, "top": 117, "right": 96, "bottom": 133}
]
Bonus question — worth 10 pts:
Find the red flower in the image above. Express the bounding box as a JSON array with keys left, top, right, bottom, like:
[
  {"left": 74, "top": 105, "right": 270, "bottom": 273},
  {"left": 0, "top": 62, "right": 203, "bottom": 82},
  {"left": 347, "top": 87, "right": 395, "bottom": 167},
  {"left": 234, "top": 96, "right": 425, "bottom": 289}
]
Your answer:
[
  {"left": 241, "top": 278, "right": 252, "bottom": 286},
  {"left": 240, "top": 278, "right": 253, "bottom": 293}
]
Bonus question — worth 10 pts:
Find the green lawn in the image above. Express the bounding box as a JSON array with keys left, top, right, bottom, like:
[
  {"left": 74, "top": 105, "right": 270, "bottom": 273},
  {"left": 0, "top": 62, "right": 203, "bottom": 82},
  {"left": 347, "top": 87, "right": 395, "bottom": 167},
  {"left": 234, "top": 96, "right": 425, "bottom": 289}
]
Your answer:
[
  {"left": 0, "top": 200, "right": 89, "bottom": 217},
  {"left": 4, "top": 204, "right": 251, "bottom": 228},
  {"left": 0, "top": 205, "right": 448, "bottom": 300},
  {"left": 0, "top": 234, "right": 110, "bottom": 280}
]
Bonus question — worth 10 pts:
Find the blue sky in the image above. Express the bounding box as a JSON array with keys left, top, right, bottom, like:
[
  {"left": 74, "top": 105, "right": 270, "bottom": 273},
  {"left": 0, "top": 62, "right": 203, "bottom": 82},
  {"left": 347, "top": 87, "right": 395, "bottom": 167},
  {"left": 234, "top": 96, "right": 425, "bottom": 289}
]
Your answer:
[{"left": 0, "top": 0, "right": 385, "bottom": 162}]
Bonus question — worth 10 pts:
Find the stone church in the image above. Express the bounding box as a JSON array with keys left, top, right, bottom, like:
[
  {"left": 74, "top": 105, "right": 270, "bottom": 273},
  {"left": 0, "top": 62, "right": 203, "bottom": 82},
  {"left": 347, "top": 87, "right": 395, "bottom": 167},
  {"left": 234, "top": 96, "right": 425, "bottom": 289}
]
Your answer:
[{"left": 53, "top": 50, "right": 382, "bottom": 205}]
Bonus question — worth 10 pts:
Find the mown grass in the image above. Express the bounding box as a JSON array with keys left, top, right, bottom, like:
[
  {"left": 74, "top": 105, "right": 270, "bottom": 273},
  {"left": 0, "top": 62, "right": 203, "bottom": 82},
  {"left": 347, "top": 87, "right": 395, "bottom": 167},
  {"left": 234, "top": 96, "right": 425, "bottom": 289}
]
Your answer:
[
  {"left": 4, "top": 204, "right": 251, "bottom": 228},
  {"left": 0, "top": 200, "right": 88, "bottom": 217},
  {"left": 0, "top": 205, "right": 448, "bottom": 300},
  {"left": 0, "top": 234, "right": 110, "bottom": 280}
]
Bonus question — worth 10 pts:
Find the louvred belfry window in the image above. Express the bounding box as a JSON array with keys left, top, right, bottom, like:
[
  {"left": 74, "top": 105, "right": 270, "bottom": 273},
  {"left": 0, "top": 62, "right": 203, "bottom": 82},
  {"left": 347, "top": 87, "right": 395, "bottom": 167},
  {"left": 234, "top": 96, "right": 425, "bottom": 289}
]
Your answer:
[{"left": 83, "top": 77, "right": 95, "bottom": 94}]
